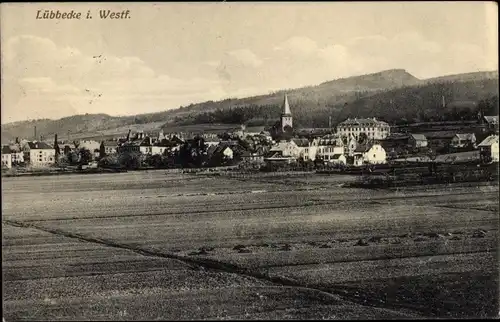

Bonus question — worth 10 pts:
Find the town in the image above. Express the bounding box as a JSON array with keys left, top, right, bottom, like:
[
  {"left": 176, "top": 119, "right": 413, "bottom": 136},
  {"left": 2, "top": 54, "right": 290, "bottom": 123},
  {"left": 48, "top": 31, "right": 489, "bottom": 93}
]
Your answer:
[{"left": 2, "top": 94, "right": 498, "bottom": 180}]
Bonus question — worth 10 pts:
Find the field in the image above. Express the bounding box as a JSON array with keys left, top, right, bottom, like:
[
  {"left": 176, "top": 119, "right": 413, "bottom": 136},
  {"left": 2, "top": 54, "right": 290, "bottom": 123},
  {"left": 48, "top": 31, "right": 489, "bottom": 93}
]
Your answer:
[{"left": 2, "top": 171, "right": 499, "bottom": 320}]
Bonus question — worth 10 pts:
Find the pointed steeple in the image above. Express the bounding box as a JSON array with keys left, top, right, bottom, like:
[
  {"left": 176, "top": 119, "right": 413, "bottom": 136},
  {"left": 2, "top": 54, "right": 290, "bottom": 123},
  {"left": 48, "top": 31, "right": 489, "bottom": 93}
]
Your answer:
[{"left": 282, "top": 94, "right": 291, "bottom": 116}]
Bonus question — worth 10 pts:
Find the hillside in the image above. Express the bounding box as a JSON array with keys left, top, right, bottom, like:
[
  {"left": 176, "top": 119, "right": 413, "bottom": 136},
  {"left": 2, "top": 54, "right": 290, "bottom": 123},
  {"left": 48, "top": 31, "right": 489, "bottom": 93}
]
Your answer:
[
  {"left": 424, "top": 70, "right": 498, "bottom": 84},
  {"left": 1, "top": 69, "right": 498, "bottom": 143}
]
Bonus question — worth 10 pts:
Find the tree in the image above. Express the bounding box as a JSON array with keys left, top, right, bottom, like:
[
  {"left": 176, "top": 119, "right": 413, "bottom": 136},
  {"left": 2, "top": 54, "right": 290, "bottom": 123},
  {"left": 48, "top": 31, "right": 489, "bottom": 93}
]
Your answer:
[
  {"left": 79, "top": 148, "right": 92, "bottom": 165},
  {"left": 98, "top": 155, "right": 120, "bottom": 168},
  {"left": 99, "top": 141, "right": 106, "bottom": 159},
  {"left": 118, "top": 152, "right": 142, "bottom": 170},
  {"left": 358, "top": 132, "right": 368, "bottom": 145}
]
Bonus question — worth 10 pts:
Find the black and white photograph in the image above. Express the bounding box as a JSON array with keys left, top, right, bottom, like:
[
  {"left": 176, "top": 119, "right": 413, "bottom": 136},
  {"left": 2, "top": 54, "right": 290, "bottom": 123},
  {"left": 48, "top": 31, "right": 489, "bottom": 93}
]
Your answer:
[{"left": 1, "top": 2, "right": 499, "bottom": 320}]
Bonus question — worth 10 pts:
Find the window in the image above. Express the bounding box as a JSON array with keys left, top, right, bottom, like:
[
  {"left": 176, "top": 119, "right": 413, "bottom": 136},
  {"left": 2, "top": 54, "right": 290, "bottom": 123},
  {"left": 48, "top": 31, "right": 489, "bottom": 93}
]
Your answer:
[{"left": 373, "top": 154, "right": 376, "bottom": 158}]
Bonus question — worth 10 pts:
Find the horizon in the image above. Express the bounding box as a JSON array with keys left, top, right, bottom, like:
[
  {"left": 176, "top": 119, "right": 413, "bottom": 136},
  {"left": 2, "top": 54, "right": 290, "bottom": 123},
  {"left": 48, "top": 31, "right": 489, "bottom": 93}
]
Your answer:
[
  {"left": 1, "top": 2, "right": 498, "bottom": 124},
  {"left": 2, "top": 67, "right": 499, "bottom": 126}
]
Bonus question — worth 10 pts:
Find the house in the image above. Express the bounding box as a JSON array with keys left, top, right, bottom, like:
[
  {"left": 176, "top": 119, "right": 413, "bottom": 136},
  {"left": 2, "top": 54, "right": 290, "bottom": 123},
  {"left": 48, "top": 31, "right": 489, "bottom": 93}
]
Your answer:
[
  {"left": 291, "top": 138, "right": 314, "bottom": 161},
  {"left": 330, "top": 154, "right": 347, "bottom": 165},
  {"left": 8, "top": 143, "right": 25, "bottom": 165},
  {"left": 269, "top": 141, "right": 301, "bottom": 159},
  {"left": 117, "top": 142, "right": 141, "bottom": 154},
  {"left": 336, "top": 117, "right": 391, "bottom": 141},
  {"left": 207, "top": 143, "right": 235, "bottom": 166},
  {"left": 139, "top": 137, "right": 153, "bottom": 155},
  {"left": 481, "top": 115, "right": 499, "bottom": 132},
  {"left": 408, "top": 134, "right": 428, "bottom": 148},
  {"left": 352, "top": 143, "right": 387, "bottom": 166},
  {"left": 79, "top": 140, "right": 100, "bottom": 152},
  {"left": 240, "top": 147, "right": 266, "bottom": 164},
  {"left": 477, "top": 135, "right": 499, "bottom": 163},
  {"left": 450, "top": 133, "right": 477, "bottom": 148},
  {"left": 58, "top": 143, "right": 77, "bottom": 156},
  {"left": 28, "top": 141, "right": 55, "bottom": 168},
  {"left": 346, "top": 135, "right": 358, "bottom": 157},
  {"left": 2, "top": 146, "right": 12, "bottom": 169},
  {"left": 151, "top": 140, "right": 173, "bottom": 156},
  {"left": 103, "top": 141, "right": 118, "bottom": 155},
  {"left": 264, "top": 140, "right": 300, "bottom": 164},
  {"left": 313, "top": 136, "right": 344, "bottom": 162}
]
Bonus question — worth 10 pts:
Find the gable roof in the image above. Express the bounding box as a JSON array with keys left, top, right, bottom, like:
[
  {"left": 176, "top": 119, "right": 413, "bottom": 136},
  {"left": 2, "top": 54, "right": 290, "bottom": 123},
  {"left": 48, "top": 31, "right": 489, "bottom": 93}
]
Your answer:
[
  {"left": 282, "top": 94, "right": 291, "bottom": 115},
  {"left": 410, "top": 134, "right": 427, "bottom": 141},
  {"left": 339, "top": 117, "right": 389, "bottom": 127},
  {"left": 331, "top": 154, "right": 344, "bottom": 159},
  {"left": 270, "top": 141, "right": 296, "bottom": 152},
  {"left": 454, "top": 133, "right": 476, "bottom": 140},
  {"left": 103, "top": 141, "right": 118, "bottom": 147},
  {"left": 483, "top": 115, "right": 499, "bottom": 124},
  {"left": 2, "top": 146, "right": 12, "bottom": 154},
  {"left": 291, "top": 138, "right": 310, "bottom": 147},
  {"left": 354, "top": 142, "right": 377, "bottom": 153},
  {"left": 27, "top": 141, "right": 53, "bottom": 149},
  {"left": 478, "top": 135, "right": 499, "bottom": 147}
]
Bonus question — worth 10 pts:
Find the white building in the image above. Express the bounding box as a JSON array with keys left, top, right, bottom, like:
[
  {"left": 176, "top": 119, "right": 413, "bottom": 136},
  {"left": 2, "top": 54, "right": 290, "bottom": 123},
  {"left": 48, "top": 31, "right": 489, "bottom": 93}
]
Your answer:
[
  {"left": 353, "top": 143, "right": 387, "bottom": 166},
  {"left": 103, "top": 141, "right": 118, "bottom": 155},
  {"left": 312, "top": 136, "right": 345, "bottom": 162},
  {"left": 79, "top": 140, "right": 100, "bottom": 152},
  {"left": 151, "top": 145, "right": 168, "bottom": 155},
  {"left": 28, "top": 141, "right": 55, "bottom": 168},
  {"left": 478, "top": 135, "right": 499, "bottom": 163},
  {"left": 264, "top": 140, "right": 301, "bottom": 164},
  {"left": 336, "top": 117, "right": 390, "bottom": 141},
  {"left": 2, "top": 146, "right": 12, "bottom": 169},
  {"left": 330, "top": 154, "right": 347, "bottom": 165},
  {"left": 450, "top": 133, "right": 476, "bottom": 148}
]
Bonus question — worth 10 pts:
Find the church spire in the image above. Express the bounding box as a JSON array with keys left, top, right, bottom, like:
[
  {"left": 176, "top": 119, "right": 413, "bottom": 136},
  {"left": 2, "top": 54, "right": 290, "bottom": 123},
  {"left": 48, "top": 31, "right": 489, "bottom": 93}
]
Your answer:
[{"left": 282, "top": 94, "right": 291, "bottom": 115}]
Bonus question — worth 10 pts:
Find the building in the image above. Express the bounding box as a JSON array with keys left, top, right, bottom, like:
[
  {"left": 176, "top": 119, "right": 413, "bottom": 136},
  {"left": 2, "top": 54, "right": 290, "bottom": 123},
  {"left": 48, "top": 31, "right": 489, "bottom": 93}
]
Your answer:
[
  {"left": 345, "top": 135, "right": 358, "bottom": 157},
  {"left": 8, "top": 143, "right": 25, "bottom": 164},
  {"left": 240, "top": 147, "right": 266, "bottom": 164},
  {"left": 481, "top": 115, "right": 499, "bottom": 132},
  {"left": 139, "top": 137, "right": 153, "bottom": 155},
  {"left": 1, "top": 146, "right": 12, "bottom": 169},
  {"left": 312, "top": 136, "right": 344, "bottom": 162},
  {"left": 352, "top": 143, "right": 387, "bottom": 166},
  {"left": 408, "top": 134, "right": 428, "bottom": 148},
  {"left": 28, "top": 141, "right": 55, "bottom": 168},
  {"left": 477, "top": 135, "right": 499, "bottom": 163},
  {"left": 336, "top": 117, "right": 390, "bottom": 141},
  {"left": 79, "top": 140, "right": 100, "bottom": 152},
  {"left": 103, "top": 141, "right": 118, "bottom": 155},
  {"left": 291, "top": 138, "right": 314, "bottom": 161},
  {"left": 264, "top": 140, "right": 300, "bottom": 164},
  {"left": 450, "top": 133, "right": 477, "bottom": 148},
  {"left": 330, "top": 154, "right": 347, "bottom": 165},
  {"left": 117, "top": 142, "right": 141, "bottom": 154},
  {"left": 280, "top": 94, "right": 293, "bottom": 132}
]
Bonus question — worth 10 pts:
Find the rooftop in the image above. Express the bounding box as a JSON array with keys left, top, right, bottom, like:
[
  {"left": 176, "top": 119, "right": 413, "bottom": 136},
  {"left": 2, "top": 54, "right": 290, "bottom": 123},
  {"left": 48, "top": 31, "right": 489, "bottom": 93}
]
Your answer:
[
  {"left": 339, "top": 117, "right": 389, "bottom": 126},
  {"left": 27, "top": 141, "right": 53, "bottom": 149},
  {"left": 478, "top": 135, "right": 499, "bottom": 147}
]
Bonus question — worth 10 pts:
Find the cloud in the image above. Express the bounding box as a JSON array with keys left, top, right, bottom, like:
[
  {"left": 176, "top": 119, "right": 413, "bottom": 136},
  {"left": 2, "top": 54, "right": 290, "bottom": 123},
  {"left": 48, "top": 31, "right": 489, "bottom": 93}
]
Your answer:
[
  {"left": 2, "top": 31, "right": 496, "bottom": 123},
  {"left": 211, "top": 32, "right": 495, "bottom": 90},
  {"left": 2, "top": 35, "right": 229, "bottom": 123},
  {"left": 273, "top": 36, "right": 318, "bottom": 56}
]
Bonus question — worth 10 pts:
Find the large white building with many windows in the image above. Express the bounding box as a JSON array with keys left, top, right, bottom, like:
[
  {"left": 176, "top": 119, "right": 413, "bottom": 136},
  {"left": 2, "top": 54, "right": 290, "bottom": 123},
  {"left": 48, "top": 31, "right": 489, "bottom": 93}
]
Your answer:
[
  {"left": 336, "top": 117, "right": 390, "bottom": 141},
  {"left": 27, "top": 141, "right": 55, "bottom": 168}
]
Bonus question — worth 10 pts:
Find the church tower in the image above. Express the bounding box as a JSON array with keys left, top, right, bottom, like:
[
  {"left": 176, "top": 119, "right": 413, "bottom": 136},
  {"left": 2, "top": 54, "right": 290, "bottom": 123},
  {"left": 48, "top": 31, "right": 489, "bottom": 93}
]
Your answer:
[{"left": 280, "top": 94, "right": 293, "bottom": 131}]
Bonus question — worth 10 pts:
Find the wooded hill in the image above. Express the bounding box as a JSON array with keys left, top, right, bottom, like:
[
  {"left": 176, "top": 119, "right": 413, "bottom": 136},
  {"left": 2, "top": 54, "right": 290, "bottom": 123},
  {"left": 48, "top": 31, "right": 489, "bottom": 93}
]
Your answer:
[{"left": 2, "top": 69, "right": 498, "bottom": 143}]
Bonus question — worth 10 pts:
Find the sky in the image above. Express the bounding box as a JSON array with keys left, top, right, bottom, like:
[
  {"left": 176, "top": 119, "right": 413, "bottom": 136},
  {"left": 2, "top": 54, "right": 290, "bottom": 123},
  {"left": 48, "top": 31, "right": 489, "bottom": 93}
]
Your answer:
[{"left": 1, "top": 2, "right": 498, "bottom": 123}]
